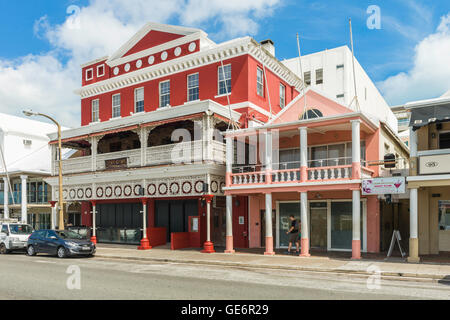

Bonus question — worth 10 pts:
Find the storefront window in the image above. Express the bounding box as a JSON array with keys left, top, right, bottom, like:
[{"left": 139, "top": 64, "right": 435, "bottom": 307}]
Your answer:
[
  {"left": 330, "top": 202, "right": 363, "bottom": 250},
  {"left": 438, "top": 200, "right": 450, "bottom": 230}
]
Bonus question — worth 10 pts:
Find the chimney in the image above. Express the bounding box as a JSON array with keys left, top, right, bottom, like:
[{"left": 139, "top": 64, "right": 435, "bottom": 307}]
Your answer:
[{"left": 260, "top": 39, "right": 275, "bottom": 57}]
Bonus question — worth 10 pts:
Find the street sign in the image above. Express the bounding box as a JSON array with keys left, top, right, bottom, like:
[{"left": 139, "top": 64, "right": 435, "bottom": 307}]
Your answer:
[
  {"left": 386, "top": 230, "right": 406, "bottom": 259},
  {"left": 362, "top": 177, "right": 406, "bottom": 195}
]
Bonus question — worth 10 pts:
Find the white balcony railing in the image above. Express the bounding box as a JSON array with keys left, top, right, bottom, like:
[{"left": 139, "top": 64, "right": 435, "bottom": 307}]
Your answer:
[{"left": 58, "top": 141, "right": 226, "bottom": 175}]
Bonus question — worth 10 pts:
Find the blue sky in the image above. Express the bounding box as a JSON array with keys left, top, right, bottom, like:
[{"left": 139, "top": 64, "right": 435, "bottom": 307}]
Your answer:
[{"left": 0, "top": 0, "right": 449, "bottom": 127}]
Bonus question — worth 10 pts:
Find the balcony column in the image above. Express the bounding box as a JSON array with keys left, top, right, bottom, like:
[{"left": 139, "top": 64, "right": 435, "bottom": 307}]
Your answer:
[
  {"left": 201, "top": 194, "right": 216, "bottom": 253},
  {"left": 225, "top": 136, "right": 233, "bottom": 186},
  {"left": 90, "top": 200, "right": 97, "bottom": 244},
  {"left": 265, "top": 131, "right": 272, "bottom": 184},
  {"left": 20, "top": 175, "right": 28, "bottom": 223},
  {"left": 351, "top": 188, "right": 361, "bottom": 260},
  {"left": 409, "top": 128, "right": 418, "bottom": 176},
  {"left": 49, "top": 201, "right": 57, "bottom": 230},
  {"left": 224, "top": 195, "right": 235, "bottom": 253},
  {"left": 90, "top": 136, "right": 99, "bottom": 172},
  {"left": 138, "top": 198, "right": 151, "bottom": 250},
  {"left": 137, "top": 127, "right": 150, "bottom": 167},
  {"left": 264, "top": 192, "right": 275, "bottom": 255},
  {"left": 408, "top": 188, "right": 420, "bottom": 262},
  {"left": 299, "top": 127, "right": 308, "bottom": 182},
  {"left": 3, "top": 177, "right": 9, "bottom": 219},
  {"left": 299, "top": 192, "right": 310, "bottom": 256},
  {"left": 351, "top": 120, "right": 361, "bottom": 179}
]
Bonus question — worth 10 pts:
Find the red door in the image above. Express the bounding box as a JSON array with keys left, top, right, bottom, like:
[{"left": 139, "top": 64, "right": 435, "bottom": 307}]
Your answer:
[{"left": 233, "top": 196, "right": 249, "bottom": 248}]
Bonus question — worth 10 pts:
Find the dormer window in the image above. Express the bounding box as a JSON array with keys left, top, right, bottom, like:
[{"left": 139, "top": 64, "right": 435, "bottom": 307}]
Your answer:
[
  {"left": 97, "top": 65, "right": 105, "bottom": 77},
  {"left": 85, "top": 68, "right": 93, "bottom": 81}
]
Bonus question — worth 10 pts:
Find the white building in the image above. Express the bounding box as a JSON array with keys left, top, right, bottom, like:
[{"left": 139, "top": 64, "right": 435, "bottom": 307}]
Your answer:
[
  {"left": 282, "top": 46, "right": 398, "bottom": 133},
  {"left": 0, "top": 113, "right": 58, "bottom": 228}
]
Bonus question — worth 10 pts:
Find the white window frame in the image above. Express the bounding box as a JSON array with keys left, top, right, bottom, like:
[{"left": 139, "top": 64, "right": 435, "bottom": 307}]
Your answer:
[
  {"left": 91, "top": 99, "right": 99, "bottom": 123},
  {"left": 315, "top": 68, "right": 323, "bottom": 85},
  {"left": 279, "top": 83, "right": 286, "bottom": 108},
  {"left": 159, "top": 80, "right": 171, "bottom": 108},
  {"left": 85, "top": 68, "right": 94, "bottom": 81},
  {"left": 187, "top": 73, "right": 199, "bottom": 102},
  {"left": 97, "top": 64, "right": 105, "bottom": 77},
  {"left": 256, "top": 67, "right": 264, "bottom": 97},
  {"left": 304, "top": 71, "right": 311, "bottom": 86},
  {"left": 134, "top": 87, "right": 144, "bottom": 113},
  {"left": 112, "top": 94, "right": 121, "bottom": 118},
  {"left": 217, "top": 64, "right": 232, "bottom": 96}
]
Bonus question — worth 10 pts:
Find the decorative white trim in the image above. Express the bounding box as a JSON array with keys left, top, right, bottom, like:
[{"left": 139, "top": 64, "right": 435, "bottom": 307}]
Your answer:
[
  {"left": 223, "top": 179, "right": 362, "bottom": 191},
  {"left": 96, "top": 64, "right": 105, "bottom": 77},
  {"left": 136, "top": 59, "right": 143, "bottom": 68},
  {"left": 174, "top": 47, "right": 182, "bottom": 56},
  {"left": 407, "top": 174, "right": 450, "bottom": 182},
  {"left": 85, "top": 68, "right": 94, "bottom": 81},
  {"left": 124, "top": 63, "right": 131, "bottom": 72}
]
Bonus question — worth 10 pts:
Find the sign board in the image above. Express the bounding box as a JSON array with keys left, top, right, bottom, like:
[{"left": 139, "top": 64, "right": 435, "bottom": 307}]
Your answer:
[
  {"left": 105, "top": 157, "right": 128, "bottom": 170},
  {"left": 239, "top": 216, "right": 244, "bottom": 225},
  {"left": 362, "top": 177, "right": 406, "bottom": 195},
  {"left": 190, "top": 217, "right": 199, "bottom": 232},
  {"left": 420, "top": 154, "right": 450, "bottom": 175},
  {"left": 386, "top": 230, "right": 406, "bottom": 259}
]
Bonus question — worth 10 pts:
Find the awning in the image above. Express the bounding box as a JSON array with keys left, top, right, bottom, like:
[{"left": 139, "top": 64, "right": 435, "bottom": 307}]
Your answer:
[{"left": 410, "top": 103, "right": 450, "bottom": 130}]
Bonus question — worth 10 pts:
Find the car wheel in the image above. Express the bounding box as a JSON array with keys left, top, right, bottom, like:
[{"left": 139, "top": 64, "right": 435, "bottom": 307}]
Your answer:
[
  {"left": 27, "top": 245, "right": 36, "bottom": 256},
  {"left": 0, "top": 243, "right": 8, "bottom": 254},
  {"left": 57, "top": 246, "right": 67, "bottom": 258}
]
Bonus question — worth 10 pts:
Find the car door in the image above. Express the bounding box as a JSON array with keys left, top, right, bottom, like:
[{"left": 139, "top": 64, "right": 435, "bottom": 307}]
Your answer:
[
  {"left": 45, "top": 230, "right": 60, "bottom": 255},
  {"left": 31, "top": 230, "right": 46, "bottom": 253}
]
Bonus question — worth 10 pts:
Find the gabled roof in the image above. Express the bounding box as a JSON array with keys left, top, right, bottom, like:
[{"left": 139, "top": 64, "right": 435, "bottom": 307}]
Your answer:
[
  {"left": 108, "top": 22, "right": 207, "bottom": 62},
  {"left": 269, "top": 88, "right": 355, "bottom": 125}
]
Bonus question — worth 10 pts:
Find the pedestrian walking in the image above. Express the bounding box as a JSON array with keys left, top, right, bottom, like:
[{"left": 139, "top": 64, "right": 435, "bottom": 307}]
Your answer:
[{"left": 286, "top": 215, "right": 300, "bottom": 254}]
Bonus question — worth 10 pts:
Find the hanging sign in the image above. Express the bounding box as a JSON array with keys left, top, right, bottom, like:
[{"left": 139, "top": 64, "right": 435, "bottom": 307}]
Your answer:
[{"left": 362, "top": 177, "right": 406, "bottom": 195}]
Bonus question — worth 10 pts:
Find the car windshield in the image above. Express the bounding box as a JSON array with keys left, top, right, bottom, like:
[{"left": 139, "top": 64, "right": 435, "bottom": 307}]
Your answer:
[
  {"left": 56, "top": 230, "right": 83, "bottom": 240},
  {"left": 9, "top": 224, "right": 33, "bottom": 235}
]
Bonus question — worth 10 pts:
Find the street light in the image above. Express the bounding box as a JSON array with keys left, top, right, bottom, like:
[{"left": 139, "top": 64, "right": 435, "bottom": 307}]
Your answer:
[{"left": 23, "top": 109, "right": 64, "bottom": 230}]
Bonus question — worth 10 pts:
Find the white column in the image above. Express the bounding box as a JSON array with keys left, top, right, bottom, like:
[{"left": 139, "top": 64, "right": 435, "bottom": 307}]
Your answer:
[
  {"left": 91, "top": 202, "right": 97, "bottom": 242},
  {"left": 2, "top": 177, "right": 9, "bottom": 219},
  {"left": 142, "top": 201, "right": 147, "bottom": 239},
  {"left": 300, "top": 192, "right": 310, "bottom": 256},
  {"left": 264, "top": 192, "right": 274, "bottom": 255},
  {"left": 351, "top": 120, "right": 361, "bottom": 179},
  {"left": 225, "top": 195, "right": 234, "bottom": 253},
  {"left": 139, "top": 127, "right": 149, "bottom": 166},
  {"left": 91, "top": 136, "right": 98, "bottom": 172},
  {"left": 408, "top": 188, "right": 420, "bottom": 262},
  {"left": 51, "top": 206, "right": 56, "bottom": 230},
  {"left": 20, "top": 175, "right": 27, "bottom": 223},
  {"left": 226, "top": 137, "right": 233, "bottom": 173},
  {"left": 352, "top": 189, "right": 361, "bottom": 259},
  {"left": 409, "top": 128, "right": 418, "bottom": 175},
  {"left": 265, "top": 131, "right": 272, "bottom": 184}
]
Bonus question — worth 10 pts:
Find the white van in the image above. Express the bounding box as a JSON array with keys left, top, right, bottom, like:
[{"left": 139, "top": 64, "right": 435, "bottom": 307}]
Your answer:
[{"left": 0, "top": 221, "right": 34, "bottom": 253}]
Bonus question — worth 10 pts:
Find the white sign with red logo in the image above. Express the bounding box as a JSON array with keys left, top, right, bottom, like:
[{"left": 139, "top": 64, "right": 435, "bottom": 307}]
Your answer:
[{"left": 362, "top": 177, "right": 406, "bottom": 195}]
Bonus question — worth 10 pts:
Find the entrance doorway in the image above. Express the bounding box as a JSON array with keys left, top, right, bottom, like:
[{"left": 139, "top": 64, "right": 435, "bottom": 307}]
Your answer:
[
  {"left": 155, "top": 199, "right": 198, "bottom": 242},
  {"left": 260, "top": 209, "right": 276, "bottom": 247},
  {"left": 310, "top": 202, "right": 327, "bottom": 249}
]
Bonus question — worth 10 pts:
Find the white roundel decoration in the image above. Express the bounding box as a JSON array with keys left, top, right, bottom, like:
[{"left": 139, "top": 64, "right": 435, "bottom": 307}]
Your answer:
[
  {"left": 188, "top": 42, "right": 197, "bottom": 52},
  {"left": 210, "top": 181, "right": 219, "bottom": 193},
  {"left": 113, "top": 67, "right": 119, "bottom": 75},
  {"left": 105, "top": 186, "right": 113, "bottom": 198},
  {"left": 114, "top": 186, "right": 122, "bottom": 197},
  {"left": 85, "top": 188, "right": 92, "bottom": 199},
  {"left": 69, "top": 189, "right": 76, "bottom": 199},
  {"left": 147, "top": 184, "right": 156, "bottom": 196},
  {"left": 96, "top": 187, "right": 104, "bottom": 198},
  {"left": 174, "top": 47, "right": 182, "bottom": 57},
  {"left": 63, "top": 189, "right": 68, "bottom": 199},
  {"left": 194, "top": 181, "right": 204, "bottom": 193},
  {"left": 182, "top": 181, "right": 192, "bottom": 194},
  {"left": 124, "top": 63, "right": 131, "bottom": 72},
  {"left": 124, "top": 185, "right": 132, "bottom": 197},
  {"left": 161, "top": 51, "right": 168, "bottom": 61},
  {"left": 220, "top": 182, "right": 225, "bottom": 193},
  {"left": 158, "top": 183, "right": 168, "bottom": 195},
  {"left": 77, "top": 189, "right": 84, "bottom": 199},
  {"left": 170, "top": 182, "right": 180, "bottom": 195},
  {"left": 136, "top": 59, "right": 142, "bottom": 68},
  {"left": 148, "top": 56, "right": 155, "bottom": 65}
]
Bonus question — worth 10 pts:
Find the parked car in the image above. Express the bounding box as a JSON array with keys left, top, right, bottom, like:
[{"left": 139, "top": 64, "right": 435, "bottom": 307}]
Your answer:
[
  {"left": 0, "top": 221, "right": 34, "bottom": 254},
  {"left": 27, "top": 229, "right": 96, "bottom": 258}
]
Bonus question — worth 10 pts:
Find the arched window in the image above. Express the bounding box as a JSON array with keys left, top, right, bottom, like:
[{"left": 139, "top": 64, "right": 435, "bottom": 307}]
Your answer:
[{"left": 300, "top": 109, "right": 323, "bottom": 120}]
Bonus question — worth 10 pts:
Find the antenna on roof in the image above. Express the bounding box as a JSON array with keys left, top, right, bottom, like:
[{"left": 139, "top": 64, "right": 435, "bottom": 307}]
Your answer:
[
  {"left": 296, "top": 33, "right": 308, "bottom": 119},
  {"left": 348, "top": 18, "right": 361, "bottom": 112}
]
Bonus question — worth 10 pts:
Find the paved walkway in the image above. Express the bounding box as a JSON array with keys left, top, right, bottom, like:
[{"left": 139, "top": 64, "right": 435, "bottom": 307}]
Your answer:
[{"left": 95, "top": 244, "right": 450, "bottom": 283}]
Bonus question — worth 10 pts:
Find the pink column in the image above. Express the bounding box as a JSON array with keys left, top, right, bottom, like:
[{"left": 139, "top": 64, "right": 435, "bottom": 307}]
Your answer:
[
  {"left": 224, "top": 195, "right": 235, "bottom": 253},
  {"left": 299, "top": 127, "right": 308, "bottom": 182},
  {"left": 299, "top": 192, "right": 310, "bottom": 257},
  {"left": 264, "top": 192, "right": 275, "bottom": 255}
]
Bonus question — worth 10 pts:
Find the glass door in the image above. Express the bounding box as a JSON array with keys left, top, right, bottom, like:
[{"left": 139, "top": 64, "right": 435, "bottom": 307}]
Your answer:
[{"left": 310, "top": 202, "right": 327, "bottom": 248}]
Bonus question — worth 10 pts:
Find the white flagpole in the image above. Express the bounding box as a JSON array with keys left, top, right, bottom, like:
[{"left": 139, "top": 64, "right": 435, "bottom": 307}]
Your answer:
[{"left": 349, "top": 18, "right": 360, "bottom": 112}]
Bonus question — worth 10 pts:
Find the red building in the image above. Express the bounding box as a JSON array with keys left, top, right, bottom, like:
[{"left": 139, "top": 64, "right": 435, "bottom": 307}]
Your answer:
[{"left": 44, "top": 22, "right": 303, "bottom": 251}]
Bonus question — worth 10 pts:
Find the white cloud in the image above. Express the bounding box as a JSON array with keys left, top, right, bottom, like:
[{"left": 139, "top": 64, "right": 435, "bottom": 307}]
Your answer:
[
  {"left": 0, "top": 0, "right": 280, "bottom": 127},
  {"left": 378, "top": 13, "right": 450, "bottom": 105}
]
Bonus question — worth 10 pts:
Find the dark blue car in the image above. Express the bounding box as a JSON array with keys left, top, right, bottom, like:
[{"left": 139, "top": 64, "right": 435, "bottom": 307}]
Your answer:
[{"left": 27, "top": 229, "right": 96, "bottom": 258}]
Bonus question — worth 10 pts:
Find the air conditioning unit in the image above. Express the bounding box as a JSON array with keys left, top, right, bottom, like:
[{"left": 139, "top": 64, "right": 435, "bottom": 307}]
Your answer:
[{"left": 23, "top": 139, "right": 32, "bottom": 146}]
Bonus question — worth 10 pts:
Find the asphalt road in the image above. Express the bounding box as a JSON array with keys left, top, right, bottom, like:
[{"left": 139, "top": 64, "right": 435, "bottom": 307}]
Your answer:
[{"left": 0, "top": 252, "right": 449, "bottom": 300}]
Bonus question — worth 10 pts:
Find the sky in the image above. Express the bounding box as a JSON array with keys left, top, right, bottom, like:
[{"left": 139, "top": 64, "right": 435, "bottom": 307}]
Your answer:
[{"left": 0, "top": 0, "right": 449, "bottom": 127}]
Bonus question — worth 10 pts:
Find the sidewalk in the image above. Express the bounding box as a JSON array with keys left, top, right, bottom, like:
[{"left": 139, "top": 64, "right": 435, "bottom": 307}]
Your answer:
[{"left": 94, "top": 244, "right": 450, "bottom": 283}]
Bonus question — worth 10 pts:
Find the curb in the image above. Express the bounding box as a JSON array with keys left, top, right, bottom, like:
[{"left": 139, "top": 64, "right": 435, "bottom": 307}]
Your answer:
[{"left": 94, "top": 253, "right": 450, "bottom": 284}]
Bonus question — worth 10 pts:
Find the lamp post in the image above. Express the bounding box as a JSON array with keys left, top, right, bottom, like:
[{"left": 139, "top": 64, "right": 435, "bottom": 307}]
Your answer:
[{"left": 23, "top": 109, "right": 64, "bottom": 230}]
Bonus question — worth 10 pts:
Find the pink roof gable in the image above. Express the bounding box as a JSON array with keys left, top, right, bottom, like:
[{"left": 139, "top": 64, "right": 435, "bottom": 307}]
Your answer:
[
  {"left": 271, "top": 89, "right": 354, "bottom": 124},
  {"left": 123, "top": 30, "right": 185, "bottom": 57}
]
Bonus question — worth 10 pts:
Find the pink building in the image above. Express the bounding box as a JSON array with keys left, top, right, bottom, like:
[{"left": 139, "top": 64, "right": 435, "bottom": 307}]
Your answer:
[{"left": 223, "top": 89, "right": 408, "bottom": 258}]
